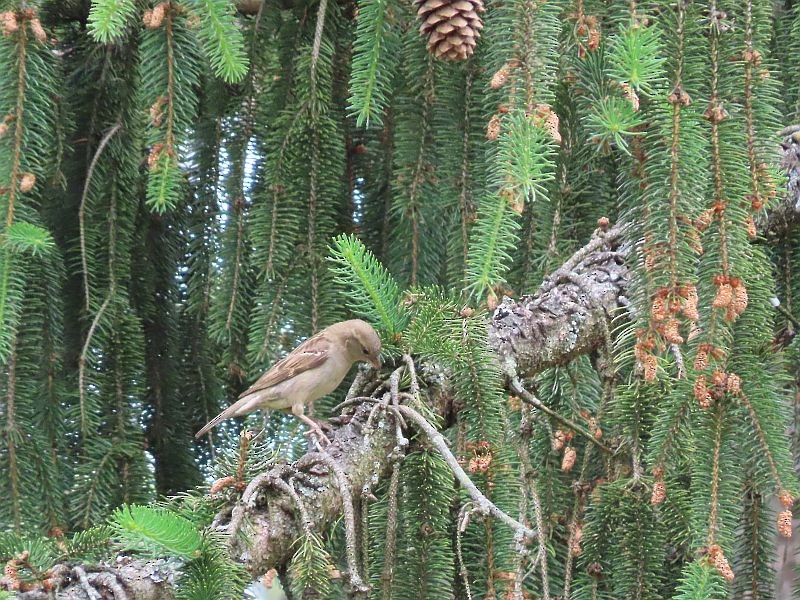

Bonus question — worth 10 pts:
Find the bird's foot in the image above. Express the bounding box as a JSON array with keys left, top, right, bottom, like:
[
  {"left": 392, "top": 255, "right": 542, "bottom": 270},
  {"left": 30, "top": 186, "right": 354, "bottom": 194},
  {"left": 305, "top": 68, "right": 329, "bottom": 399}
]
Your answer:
[
  {"left": 297, "top": 414, "right": 332, "bottom": 446},
  {"left": 302, "top": 425, "right": 332, "bottom": 447}
]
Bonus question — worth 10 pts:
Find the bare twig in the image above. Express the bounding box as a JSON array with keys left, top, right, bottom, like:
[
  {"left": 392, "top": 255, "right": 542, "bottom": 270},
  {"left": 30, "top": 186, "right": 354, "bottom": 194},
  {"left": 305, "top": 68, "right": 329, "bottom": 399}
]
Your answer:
[
  {"left": 79, "top": 122, "right": 122, "bottom": 312},
  {"left": 78, "top": 289, "right": 114, "bottom": 436},
  {"left": 309, "top": 0, "right": 328, "bottom": 96},
  {"left": 380, "top": 464, "right": 401, "bottom": 600},
  {"left": 510, "top": 377, "right": 611, "bottom": 454},
  {"left": 394, "top": 404, "right": 536, "bottom": 540},
  {"left": 529, "top": 478, "right": 550, "bottom": 600},
  {"left": 456, "top": 504, "right": 478, "bottom": 600},
  {"left": 295, "top": 452, "right": 368, "bottom": 594},
  {"left": 402, "top": 354, "right": 422, "bottom": 408},
  {"left": 388, "top": 369, "right": 408, "bottom": 445},
  {"left": 333, "top": 396, "right": 377, "bottom": 414}
]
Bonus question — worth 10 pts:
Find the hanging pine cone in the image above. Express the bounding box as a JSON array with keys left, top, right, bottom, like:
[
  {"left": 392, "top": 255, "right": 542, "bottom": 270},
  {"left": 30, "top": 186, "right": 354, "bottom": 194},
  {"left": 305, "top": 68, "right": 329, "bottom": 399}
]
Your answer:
[
  {"left": 708, "top": 545, "right": 734, "bottom": 581},
  {"left": 561, "top": 446, "right": 577, "bottom": 472},
  {"left": 413, "top": 0, "right": 484, "bottom": 61}
]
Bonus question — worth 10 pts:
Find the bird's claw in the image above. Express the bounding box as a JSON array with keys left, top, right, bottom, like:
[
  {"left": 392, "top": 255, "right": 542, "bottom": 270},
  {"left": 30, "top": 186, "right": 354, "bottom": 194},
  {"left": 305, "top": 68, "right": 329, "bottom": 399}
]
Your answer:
[{"left": 303, "top": 426, "right": 332, "bottom": 447}]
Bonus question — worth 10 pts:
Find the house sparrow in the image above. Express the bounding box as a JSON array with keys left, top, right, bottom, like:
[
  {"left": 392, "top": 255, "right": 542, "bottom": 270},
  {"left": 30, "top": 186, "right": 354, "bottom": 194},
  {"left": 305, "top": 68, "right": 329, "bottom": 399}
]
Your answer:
[{"left": 195, "top": 319, "right": 381, "bottom": 441}]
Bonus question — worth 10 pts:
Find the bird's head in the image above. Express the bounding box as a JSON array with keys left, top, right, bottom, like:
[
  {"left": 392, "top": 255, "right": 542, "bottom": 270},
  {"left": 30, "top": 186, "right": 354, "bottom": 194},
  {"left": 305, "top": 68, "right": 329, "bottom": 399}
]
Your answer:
[{"left": 342, "top": 319, "right": 382, "bottom": 369}]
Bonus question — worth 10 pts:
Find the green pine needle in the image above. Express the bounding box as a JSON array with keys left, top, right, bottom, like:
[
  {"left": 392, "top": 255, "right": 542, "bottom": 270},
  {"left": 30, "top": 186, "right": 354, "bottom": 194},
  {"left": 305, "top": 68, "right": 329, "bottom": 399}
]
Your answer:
[
  {"left": 348, "top": 0, "right": 398, "bottom": 127},
  {"left": 288, "top": 532, "right": 333, "bottom": 597},
  {"left": 329, "top": 234, "right": 408, "bottom": 339},
  {"left": 673, "top": 561, "right": 729, "bottom": 599},
  {"left": 88, "top": 0, "right": 138, "bottom": 43},
  {"left": 110, "top": 505, "right": 203, "bottom": 560},
  {"left": 3, "top": 222, "right": 55, "bottom": 256},
  {"left": 608, "top": 21, "right": 666, "bottom": 96},
  {"left": 185, "top": 0, "right": 250, "bottom": 83}
]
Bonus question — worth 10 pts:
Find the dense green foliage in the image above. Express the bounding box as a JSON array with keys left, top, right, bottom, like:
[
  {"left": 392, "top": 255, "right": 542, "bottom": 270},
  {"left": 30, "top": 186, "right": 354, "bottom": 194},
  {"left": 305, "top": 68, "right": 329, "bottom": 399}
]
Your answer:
[{"left": 1, "top": 0, "right": 800, "bottom": 597}]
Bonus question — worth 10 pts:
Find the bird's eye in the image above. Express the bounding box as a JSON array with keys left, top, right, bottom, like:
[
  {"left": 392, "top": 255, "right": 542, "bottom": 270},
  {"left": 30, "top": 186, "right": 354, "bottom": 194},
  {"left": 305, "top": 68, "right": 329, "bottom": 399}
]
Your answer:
[{"left": 361, "top": 346, "right": 369, "bottom": 355}]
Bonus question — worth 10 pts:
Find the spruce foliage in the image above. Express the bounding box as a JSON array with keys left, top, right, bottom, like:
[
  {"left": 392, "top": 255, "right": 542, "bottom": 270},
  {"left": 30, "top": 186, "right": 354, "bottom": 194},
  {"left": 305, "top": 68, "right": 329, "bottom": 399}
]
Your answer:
[{"left": 1, "top": 0, "right": 800, "bottom": 598}]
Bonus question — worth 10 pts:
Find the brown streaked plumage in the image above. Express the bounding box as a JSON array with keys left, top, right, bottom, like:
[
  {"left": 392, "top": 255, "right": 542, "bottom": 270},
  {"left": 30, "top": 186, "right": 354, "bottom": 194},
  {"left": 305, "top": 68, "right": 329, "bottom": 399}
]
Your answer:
[{"left": 195, "top": 319, "right": 381, "bottom": 440}]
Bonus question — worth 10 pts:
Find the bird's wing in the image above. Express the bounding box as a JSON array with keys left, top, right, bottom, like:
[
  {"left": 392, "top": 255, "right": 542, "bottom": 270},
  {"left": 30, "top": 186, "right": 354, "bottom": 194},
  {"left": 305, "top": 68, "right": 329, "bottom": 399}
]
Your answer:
[{"left": 238, "top": 332, "right": 331, "bottom": 398}]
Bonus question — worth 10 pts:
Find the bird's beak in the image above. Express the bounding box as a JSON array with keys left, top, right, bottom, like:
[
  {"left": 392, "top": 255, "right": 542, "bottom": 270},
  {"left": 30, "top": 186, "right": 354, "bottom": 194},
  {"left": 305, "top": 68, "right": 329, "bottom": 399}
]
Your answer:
[{"left": 370, "top": 356, "right": 381, "bottom": 370}]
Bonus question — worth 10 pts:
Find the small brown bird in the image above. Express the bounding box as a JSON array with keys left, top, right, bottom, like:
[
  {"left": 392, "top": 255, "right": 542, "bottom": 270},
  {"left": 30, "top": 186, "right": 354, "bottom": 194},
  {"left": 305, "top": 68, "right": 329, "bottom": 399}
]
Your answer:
[{"left": 195, "top": 319, "right": 381, "bottom": 440}]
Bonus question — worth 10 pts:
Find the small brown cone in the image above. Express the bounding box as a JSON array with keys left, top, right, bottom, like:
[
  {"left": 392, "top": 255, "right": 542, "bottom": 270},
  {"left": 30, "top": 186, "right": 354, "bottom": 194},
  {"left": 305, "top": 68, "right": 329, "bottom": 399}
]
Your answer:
[
  {"left": 588, "top": 417, "right": 602, "bottom": 440},
  {"left": 746, "top": 215, "right": 757, "bottom": 239},
  {"left": 19, "top": 173, "right": 35, "bottom": 193},
  {"left": 562, "top": 446, "right": 576, "bottom": 472},
  {"left": 545, "top": 110, "right": 561, "bottom": 143},
  {"left": 696, "top": 208, "right": 715, "bottom": 231},
  {"left": 553, "top": 429, "right": 566, "bottom": 451},
  {"left": 778, "top": 510, "right": 793, "bottom": 538},
  {"left": 651, "top": 481, "right": 666, "bottom": 505},
  {"left": 569, "top": 523, "right": 583, "bottom": 556},
  {"left": 694, "top": 346, "right": 709, "bottom": 371},
  {"left": 210, "top": 476, "right": 236, "bottom": 495},
  {"left": 730, "top": 283, "right": 748, "bottom": 317},
  {"left": 144, "top": 3, "right": 166, "bottom": 29},
  {"left": 651, "top": 296, "right": 668, "bottom": 322},
  {"left": 779, "top": 490, "right": 794, "bottom": 509},
  {"left": 29, "top": 18, "right": 46, "bottom": 42},
  {"left": 414, "top": 0, "right": 485, "bottom": 61},
  {"left": 681, "top": 285, "right": 700, "bottom": 321},
  {"left": 486, "top": 114, "right": 501, "bottom": 141},
  {"left": 694, "top": 375, "right": 712, "bottom": 409},
  {"left": 712, "top": 283, "right": 733, "bottom": 309},
  {"left": 662, "top": 318, "right": 684, "bottom": 344},
  {"left": 490, "top": 63, "right": 511, "bottom": 89},
  {"left": 711, "top": 370, "right": 726, "bottom": 387},
  {"left": 642, "top": 353, "right": 657, "bottom": 382},
  {"left": 709, "top": 545, "right": 734, "bottom": 582},
  {"left": 1, "top": 11, "right": 18, "bottom": 35},
  {"left": 725, "top": 372, "right": 741, "bottom": 395}
]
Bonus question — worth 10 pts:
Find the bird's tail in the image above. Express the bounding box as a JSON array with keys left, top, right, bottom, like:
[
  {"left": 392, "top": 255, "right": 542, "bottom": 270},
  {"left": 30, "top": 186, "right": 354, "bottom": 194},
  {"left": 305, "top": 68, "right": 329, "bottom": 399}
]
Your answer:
[{"left": 195, "top": 396, "right": 254, "bottom": 439}]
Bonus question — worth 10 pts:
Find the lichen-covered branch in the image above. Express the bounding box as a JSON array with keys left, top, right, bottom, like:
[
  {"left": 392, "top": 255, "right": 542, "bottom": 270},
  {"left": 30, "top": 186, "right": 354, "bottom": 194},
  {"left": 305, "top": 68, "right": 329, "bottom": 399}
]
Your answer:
[{"left": 489, "top": 224, "right": 630, "bottom": 378}]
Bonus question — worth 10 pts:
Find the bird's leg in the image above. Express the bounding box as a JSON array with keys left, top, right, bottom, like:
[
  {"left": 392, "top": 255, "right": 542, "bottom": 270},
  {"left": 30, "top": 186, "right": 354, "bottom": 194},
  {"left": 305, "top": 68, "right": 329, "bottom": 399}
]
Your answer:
[{"left": 292, "top": 403, "right": 332, "bottom": 445}]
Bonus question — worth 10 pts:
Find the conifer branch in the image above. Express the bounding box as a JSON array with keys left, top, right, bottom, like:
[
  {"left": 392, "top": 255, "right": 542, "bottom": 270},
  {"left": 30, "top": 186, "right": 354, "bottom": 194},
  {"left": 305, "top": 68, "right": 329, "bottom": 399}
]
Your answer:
[
  {"left": 394, "top": 404, "right": 536, "bottom": 540},
  {"left": 510, "top": 377, "right": 611, "bottom": 454},
  {"left": 309, "top": 0, "right": 327, "bottom": 99},
  {"left": 19, "top": 204, "right": 800, "bottom": 594},
  {"left": 5, "top": 17, "right": 27, "bottom": 229}
]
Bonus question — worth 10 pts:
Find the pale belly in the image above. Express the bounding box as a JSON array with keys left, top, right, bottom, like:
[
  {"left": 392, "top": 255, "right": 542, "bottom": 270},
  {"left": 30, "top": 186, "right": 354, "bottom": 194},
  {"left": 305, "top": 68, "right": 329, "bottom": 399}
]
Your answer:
[{"left": 257, "top": 356, "right": 351, "bottom": 411}]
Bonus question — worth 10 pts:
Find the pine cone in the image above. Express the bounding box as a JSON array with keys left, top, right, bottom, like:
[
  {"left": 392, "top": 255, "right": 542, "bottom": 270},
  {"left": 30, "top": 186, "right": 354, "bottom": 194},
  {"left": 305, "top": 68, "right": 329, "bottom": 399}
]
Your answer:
[
  {"left": 778, "top": 509, "right": 793, "bottom": 538},
  {"left": 561, "top": 446, "right": 577, "bottom": 472},
  {"left": 414, "top": 0, "right": 484, "bottom": 61},
  {"left": 651, "top": 481, "right": 666, "bottom": 505}
]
